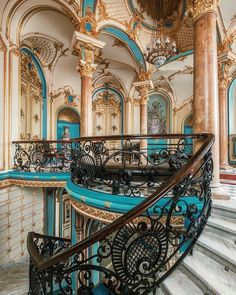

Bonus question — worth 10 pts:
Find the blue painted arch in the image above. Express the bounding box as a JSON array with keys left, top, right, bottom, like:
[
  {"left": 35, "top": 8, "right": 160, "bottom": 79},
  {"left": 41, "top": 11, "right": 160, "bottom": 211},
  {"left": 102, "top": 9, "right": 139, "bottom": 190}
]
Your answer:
[
  {"left": 93, "top": 87, "right": 124, "bottom": 135},
  {"left": 21, "top": 47, "right": 47, "bottom": 138},
  {"left": 101, "top": 26, "right": 146, "bottom": 71}
]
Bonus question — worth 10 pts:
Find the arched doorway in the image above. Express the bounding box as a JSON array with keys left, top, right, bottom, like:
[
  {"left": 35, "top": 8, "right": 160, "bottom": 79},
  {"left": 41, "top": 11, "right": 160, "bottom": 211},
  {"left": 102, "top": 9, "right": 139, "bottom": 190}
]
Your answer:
[{"left": 57, "top": 107, "right": 80, "bottom": 140}]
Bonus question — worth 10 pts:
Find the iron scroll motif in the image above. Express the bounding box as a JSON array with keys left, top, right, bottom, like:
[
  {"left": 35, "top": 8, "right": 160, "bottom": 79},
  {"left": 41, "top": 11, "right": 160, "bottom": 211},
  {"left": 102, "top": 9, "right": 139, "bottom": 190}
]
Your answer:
[
  {"left": 28, "top": 150, "right": 213, "bottom": 295},
  {"left": 71, "top": 137, "right": 192, "bottom": 197},
  {"left": 13, "top": 137, "right": 192, "bottom": 197},
  {"left": 14, "top": 141, "right": 73, "bottom": 172}
]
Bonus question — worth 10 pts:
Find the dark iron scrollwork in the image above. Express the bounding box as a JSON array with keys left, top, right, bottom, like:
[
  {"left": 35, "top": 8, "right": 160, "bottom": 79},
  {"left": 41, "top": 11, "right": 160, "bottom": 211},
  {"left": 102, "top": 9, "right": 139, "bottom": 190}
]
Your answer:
[
  {"left": 27, "top": 143, "right": 213, "bottom": 295},
  {"left": 71, "top": 137, "right": 192, "bottom": 197},
  {"left": 28, "top": 234, "right": 71, "bottom": 295},
  {"left": 14, "top": 141, "right": 73, "bottom": 172}
]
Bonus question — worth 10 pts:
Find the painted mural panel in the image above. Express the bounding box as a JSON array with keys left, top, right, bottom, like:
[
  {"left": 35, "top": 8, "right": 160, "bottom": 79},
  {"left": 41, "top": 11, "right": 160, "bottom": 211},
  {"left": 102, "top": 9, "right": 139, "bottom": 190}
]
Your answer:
[{"left": 147, "top": 94, "right": 168, "bottom": 134}]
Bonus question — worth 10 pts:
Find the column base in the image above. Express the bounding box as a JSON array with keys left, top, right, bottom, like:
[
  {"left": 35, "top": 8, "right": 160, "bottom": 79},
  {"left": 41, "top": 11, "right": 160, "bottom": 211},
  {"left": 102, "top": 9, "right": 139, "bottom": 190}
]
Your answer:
[
  {"left": 220, "top": 163, "right": 233, "bottom": 170},
  {"left": 211, "top": 184, "right": 230, "bottom": 200}
]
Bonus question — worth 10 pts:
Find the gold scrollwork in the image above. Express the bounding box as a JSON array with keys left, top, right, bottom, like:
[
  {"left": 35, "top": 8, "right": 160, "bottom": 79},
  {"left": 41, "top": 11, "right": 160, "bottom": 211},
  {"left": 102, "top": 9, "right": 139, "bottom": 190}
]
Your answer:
[
  {"left": 78, "top": 60, "right": 97, "bottom": 77},
  {"left": 189, "top": 0, "right": 219, "bottom": 20},
  {"left": 71, "top": 199, "right": 184, "bottom": 226}
]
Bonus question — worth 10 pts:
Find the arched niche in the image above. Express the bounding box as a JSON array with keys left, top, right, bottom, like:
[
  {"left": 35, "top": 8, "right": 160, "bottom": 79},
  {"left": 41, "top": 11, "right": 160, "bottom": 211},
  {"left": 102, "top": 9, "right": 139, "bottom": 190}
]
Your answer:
[
  {"left": 57, "top": 107, "right": 80, "bottom": 140},
  {"left": 228, "top": 77, "right": 236, "bottom": 163},
  {"left": 147, "top": 93, "right": 170, "bottom": 152},
  {"left": 92, "top": 87, "right": 124, "bottom": 137},
  {"left": 20, "top": 48, "right": 47, "bottom": 139},
  {"left": 147, "top": 93, "right": 170, "bottom": 134}
]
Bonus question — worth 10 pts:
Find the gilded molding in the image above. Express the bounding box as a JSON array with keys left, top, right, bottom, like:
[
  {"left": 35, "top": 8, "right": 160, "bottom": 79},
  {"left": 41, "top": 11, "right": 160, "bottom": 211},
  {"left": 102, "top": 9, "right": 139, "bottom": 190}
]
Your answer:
[
  {"left": 189, "top": 0, "right": 219, "bottom": 20},
  {"left": 0, "top": 36, "right": 7, "bottom": 52},
  {"left": 168, "top": 65, "right": 193, "bottom": 81},
  {"left": 173, "top": 96, "right": 193, "bottom": 114},
  {"left": 71, "top": 199, "right": 184, "bottom": 225},
  {"left": 125, "top": 10, "right": 144, "bottom": 41},
  {"left": 218, "top": 30, "right": 236, "bottom": 54},
  {"left": 64, "top": 0, "right": 80, "bottom": 16},
  {"left": 97, "top": 0, "right": 109, "bottom": 22},
  {"left": 9, "top": 43, "right": 20, "bottom": 57},
  {"left": 0, "top": 179, "right": 66, "bottom": 188}
]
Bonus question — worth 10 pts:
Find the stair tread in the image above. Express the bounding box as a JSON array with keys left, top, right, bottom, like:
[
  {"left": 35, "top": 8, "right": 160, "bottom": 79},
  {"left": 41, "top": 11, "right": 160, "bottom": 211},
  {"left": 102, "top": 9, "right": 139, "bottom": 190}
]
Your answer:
[
  {"left": 183, "top": 250, "right": 236, "bottom": 295},
  {"left": 0, "top": 261, "right": 28, "bottom": 295},
  {"left": 213, "top": 199, "right": 236, "bottom": 213},
  {"left": 198, "top": 230, "right": 236, "bottom": 265},
  {"left": 207, "top": 216, "right": 236, "bottom": 234},
  {"left": 163, "top": 269, "right": 204, "bottom": 295}
]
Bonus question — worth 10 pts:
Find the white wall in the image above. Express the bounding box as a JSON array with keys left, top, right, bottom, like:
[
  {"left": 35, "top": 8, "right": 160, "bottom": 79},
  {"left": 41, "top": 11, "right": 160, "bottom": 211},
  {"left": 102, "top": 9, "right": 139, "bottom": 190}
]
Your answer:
[{"left": 0, "top": 186, "right": 44, "bottom": 265}]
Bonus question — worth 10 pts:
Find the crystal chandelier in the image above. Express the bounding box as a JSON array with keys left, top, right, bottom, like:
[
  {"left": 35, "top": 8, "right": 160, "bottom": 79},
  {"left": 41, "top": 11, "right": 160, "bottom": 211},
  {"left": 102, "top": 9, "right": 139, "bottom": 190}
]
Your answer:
[{"left": 144, "top": 25, "right": 177, "bottom": 67}]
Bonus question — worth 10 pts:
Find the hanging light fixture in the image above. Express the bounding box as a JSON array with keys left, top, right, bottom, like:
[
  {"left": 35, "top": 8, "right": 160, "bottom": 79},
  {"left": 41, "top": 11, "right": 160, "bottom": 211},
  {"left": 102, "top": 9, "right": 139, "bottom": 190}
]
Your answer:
[{"left": 144, "top": 24, "right": 177, "bottom": 67}]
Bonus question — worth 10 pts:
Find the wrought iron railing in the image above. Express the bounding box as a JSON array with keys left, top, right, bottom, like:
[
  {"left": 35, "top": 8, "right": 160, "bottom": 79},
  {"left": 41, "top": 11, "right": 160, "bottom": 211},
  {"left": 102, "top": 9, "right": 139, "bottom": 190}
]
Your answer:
[
  {"left": 13, "top": 135, "right": 194, "bottom": 197},
  {"left": 26, "top": 133, "right": 214, "bottom": 295}
]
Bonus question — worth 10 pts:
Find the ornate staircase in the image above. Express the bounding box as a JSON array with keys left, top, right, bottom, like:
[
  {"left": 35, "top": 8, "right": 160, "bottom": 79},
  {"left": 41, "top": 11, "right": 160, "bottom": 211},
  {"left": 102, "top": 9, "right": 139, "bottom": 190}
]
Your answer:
[
  {"left": 8, "top": 133, "right": 236, "bottom": 294},
  {"left": 1, "top": 200, "right": 235, "bottom": 295}
]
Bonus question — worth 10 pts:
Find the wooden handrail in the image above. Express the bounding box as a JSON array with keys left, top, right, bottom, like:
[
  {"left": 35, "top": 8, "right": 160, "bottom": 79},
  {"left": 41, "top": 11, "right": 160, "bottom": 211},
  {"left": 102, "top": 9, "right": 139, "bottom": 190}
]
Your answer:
[
  {"left": 27, "top": 133, "right": 214, "bottom": 271},
  {"left": 13, "top": 133, "right": 204, "bottom": 144}
]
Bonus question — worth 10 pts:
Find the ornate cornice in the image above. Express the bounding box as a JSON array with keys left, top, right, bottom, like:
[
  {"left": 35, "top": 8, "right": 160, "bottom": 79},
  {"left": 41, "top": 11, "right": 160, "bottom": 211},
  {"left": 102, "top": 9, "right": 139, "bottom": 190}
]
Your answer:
[{"left": 189, "top": 0, "right": 219, "bottom": 21}]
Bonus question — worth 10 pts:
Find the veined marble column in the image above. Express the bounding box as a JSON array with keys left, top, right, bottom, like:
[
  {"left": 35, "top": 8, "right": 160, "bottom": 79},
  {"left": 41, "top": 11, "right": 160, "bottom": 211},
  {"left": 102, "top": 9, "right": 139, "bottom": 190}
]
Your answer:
[
  {"left": 218, "top": 58, "right": 234, "bottom": 168},
  {"left": 133, "top": 80, "right": 153, "bottom": 152},
  {"left": 192, "top": 0, "right": 229, "bottom": 198},
  {"left": 70, "top": 32, "right": 105, "bottom": 137},
  {"left": 219, "top": 79, "right": 229, "bottom": 168},
  {"left": 79, "top": 60, "right": 96, "bottom": 137}
]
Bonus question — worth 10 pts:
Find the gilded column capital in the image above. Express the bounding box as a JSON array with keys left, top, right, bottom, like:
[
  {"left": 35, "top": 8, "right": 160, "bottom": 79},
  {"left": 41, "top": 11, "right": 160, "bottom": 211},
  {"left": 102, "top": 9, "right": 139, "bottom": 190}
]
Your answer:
[
  {"left": 133, "top": 80, "right": 153, "bottom": 105},
  {"left": 218, "top": 59, "right": 234, "bottom": 89},
  {"left": 138, "top": 85, "right": 149, "bottom": 105},
  {"left": 77, "top": 59, "right": 97, "bottom": 78},
  {"left": 189, "top": 0, "right": 219, "bottom": 21},
  {"left": 137, "top": 69, "right": 152, "bottom": 82}
]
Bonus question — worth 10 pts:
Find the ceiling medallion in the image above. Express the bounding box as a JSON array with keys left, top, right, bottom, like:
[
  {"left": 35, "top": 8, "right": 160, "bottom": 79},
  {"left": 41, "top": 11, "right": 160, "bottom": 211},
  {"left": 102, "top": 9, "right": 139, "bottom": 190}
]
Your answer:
[{"left": 144, "top": 25, "right": 177, "bottom": 67}]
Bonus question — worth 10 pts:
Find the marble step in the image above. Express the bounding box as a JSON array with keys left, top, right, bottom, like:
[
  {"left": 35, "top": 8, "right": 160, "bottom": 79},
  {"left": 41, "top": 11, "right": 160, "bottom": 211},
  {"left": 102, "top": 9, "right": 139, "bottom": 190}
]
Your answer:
[
  {"left": 180, "top": 249, "right": 236, "bottom": 295},
  {"left": 206, "top": 215, "right": 236, "bottom": 241},
  {"left": 160, "top": 269, "right": 204, "bottom": 295},
  {"left": 212, "top": 200, "right": 236, "bottom": 220},
  {"left": 0, "top": 260, "right": 29, "bottom": 295},
  {"left": 197, "top": 229, "right": 236, "bottom": 272}
]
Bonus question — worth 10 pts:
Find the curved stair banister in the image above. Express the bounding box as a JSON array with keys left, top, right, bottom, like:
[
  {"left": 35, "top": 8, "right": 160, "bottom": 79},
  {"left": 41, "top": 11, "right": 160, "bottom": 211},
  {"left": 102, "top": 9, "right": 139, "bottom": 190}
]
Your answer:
[{"left": 26, "top": 133, "right": 214, "bottom": 295}]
